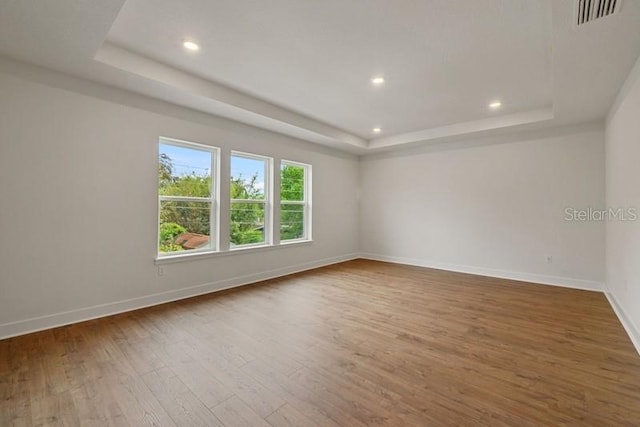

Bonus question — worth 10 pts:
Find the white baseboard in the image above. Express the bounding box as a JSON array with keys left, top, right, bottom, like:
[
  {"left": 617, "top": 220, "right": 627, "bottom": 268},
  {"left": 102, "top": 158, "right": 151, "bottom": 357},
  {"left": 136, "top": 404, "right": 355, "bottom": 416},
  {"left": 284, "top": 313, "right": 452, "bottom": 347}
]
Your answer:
[
  {"left": 0, "top": 253, "right": 359, "bottom": 340},
  {"left": 604, "top": 292, "right": 640, "bottom": 356},
  {"left": 359, "top": 253, "right": 640, "bottom": 355},
  {"left": 359, "top": 253, "right": 604, "bottom": 292},
  {"left": 3, "top": 253, "right": 637, "bottom": 359}
]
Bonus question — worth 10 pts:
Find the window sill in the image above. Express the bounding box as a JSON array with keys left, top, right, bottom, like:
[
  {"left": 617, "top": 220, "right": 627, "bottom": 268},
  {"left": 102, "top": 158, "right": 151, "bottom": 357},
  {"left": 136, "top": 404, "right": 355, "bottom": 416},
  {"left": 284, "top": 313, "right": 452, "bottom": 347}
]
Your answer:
[
  {"left": 155, "top": 239, "right": 313, "bottom": 264},
  {"left": 280, "top": 238, "right": 312, "bottom": 246}
]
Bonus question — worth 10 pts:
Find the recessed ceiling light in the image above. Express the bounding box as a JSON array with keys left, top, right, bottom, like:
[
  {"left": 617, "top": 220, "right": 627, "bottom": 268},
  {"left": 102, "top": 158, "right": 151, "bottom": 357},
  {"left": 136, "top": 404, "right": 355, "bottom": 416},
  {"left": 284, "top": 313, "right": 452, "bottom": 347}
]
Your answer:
[
  {"left": 373, "top": 127, "right": 382, "bottom": 133},
  {"left": 183, "top": 40, "right": 200, "bottom": 51},
  {"left": 489, "top": 101, "right": 502, "bottom": 109},
  {"left": 371, "top": 76, "right": 385, "bottom": 85}
]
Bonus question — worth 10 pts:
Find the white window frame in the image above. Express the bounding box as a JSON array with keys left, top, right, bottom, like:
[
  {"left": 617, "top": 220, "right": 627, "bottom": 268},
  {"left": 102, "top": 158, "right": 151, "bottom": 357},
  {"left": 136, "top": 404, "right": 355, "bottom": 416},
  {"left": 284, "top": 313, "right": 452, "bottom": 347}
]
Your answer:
[
  {"left": 157, "top": 137, "right": 220, "bottom": 258},
  {"left": 280, "top": 160, "right": 312, "bottom": 243},
  {"left": 230, "top": 151, "right": 273, "bottom": 250}
]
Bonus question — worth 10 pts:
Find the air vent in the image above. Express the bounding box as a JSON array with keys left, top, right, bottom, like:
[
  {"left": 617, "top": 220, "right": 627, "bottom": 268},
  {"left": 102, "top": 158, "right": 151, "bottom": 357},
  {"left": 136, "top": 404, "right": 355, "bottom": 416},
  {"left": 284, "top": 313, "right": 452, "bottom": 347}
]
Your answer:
[{"left": 575, "top": 0, "right": 622, "bottom": 26}]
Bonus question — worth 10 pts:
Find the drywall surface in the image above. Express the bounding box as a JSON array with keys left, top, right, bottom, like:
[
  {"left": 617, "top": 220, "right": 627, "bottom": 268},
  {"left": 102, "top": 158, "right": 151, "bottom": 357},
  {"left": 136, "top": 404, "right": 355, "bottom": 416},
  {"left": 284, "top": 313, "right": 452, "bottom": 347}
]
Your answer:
[
  {"left": 360, "top": 126, "right": 605, "bottom": 290},
  {"left": 0, "top": 67, "right": 359, "bottom": 337},
  {"left": 605, "top": 54, "right": 640, "bottom": 350}
]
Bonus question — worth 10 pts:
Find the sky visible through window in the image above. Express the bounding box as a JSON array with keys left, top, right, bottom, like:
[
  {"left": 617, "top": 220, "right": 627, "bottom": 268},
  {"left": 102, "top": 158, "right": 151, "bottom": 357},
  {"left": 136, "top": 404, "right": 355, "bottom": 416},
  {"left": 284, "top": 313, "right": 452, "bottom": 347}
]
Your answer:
[
  {"left": 231, "top": 155, "right": 265, "bottom": 195},
  {"left": 160, "top": 143, "right": 211, "bottom": 177},
  {"left": 159, "top": 144, "right": 265, "bottom": 191},
  {"left": 160, "top": 143, "right": 264, "bottom": 198}
]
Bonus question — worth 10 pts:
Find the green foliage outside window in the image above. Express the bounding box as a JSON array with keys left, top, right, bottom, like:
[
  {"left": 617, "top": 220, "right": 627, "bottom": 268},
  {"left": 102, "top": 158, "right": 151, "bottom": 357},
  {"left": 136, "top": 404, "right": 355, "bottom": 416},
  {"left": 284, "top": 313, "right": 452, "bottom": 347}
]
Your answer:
[
  {"left": 159, "top": 222, "right": 186, "bottom": 253},
  {"left": 230, "top": 174, "right": 265, "bottom": 246},
  {"left": 158, "top": 153, "right": 308, "bottom": 252},
  {"left": 280, "top": 164, "right": 306, "bottom": 241},
  {"left": 158, "top": 153, "right": 212, "bottom": 253}
]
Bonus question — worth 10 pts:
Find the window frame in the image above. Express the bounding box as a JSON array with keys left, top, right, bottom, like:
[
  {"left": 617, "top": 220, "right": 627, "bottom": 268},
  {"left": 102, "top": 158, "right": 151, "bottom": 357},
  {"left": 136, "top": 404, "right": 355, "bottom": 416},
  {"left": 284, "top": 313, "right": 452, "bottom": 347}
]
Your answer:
[
  {"left": 229, "top": 151, "right": 273, "bottom": 250},
  {"left": 157, "top": 137, "right": 220, "bottom": 258},
  {"left": 280, "top": 159, "right": 312, "bottom": 243}
]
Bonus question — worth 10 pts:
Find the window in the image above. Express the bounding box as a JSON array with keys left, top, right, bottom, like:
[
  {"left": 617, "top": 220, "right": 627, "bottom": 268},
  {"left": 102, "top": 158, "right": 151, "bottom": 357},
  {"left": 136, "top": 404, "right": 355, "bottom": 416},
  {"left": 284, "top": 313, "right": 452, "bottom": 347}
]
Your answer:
[
  {"left": 156, "top": 142, "right": 310, "bottom": 261},
  {"left": 280, "top": 160, "right": 311, "bottom": 242},
  {"left": 230, "top": 152, "right": 272, "bottom": 248},
  {"left": 158, "top": 138, "right": 219, "bottom": 256}
]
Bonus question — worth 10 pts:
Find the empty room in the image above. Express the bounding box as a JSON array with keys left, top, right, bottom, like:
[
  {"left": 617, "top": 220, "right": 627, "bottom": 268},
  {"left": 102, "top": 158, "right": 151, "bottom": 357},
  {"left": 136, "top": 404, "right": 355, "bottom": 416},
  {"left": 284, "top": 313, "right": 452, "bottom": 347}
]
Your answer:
[{"left": 1, "top": 0, "right": 640, "bottom": 425}]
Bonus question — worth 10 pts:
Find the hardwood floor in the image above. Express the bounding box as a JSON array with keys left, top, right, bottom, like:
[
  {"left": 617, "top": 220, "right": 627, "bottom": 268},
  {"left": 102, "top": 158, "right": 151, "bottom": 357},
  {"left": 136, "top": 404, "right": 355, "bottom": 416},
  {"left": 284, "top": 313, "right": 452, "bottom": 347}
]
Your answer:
[{"left": 2, "top": 259, "right": 640, "bottom": 426}]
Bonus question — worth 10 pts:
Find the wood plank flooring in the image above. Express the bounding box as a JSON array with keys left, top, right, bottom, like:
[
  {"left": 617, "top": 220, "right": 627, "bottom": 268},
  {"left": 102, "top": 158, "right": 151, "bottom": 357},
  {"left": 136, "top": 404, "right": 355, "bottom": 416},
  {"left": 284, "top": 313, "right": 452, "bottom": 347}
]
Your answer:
[{"left": 1, "top": 259, "right": 640, "bottom": 426}]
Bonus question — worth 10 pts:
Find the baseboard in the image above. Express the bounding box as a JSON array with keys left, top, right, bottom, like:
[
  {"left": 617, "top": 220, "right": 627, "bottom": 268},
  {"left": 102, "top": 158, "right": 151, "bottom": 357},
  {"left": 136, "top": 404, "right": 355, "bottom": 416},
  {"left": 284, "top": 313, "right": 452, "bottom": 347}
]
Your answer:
[
  {"left": 604, "top": 292, "right": 640, "bottom": 356},
  {"left": 358, "top": 255, "right": 640, "bottom": 352},
  {"left": 359, "top": 253, "right": 604, "bottom": 292},
  {"left": 0, "top": 253, "right": 359, "bottom": 340}
]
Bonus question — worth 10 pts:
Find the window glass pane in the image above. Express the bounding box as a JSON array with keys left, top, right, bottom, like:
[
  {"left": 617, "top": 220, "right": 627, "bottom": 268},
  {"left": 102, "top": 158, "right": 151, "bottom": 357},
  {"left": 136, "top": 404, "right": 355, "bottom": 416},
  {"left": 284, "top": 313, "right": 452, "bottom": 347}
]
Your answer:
[
  {"left": 159, "top": 143, "right": 212, "bottom": 197},
  {"left": 230, "top": 202, "right": 265, "bottom": 246},
  {"left": 280, "top": 203, "right": 304, "bottom": 240},
  {"left": 159, "top": 200, "right": 211, "bottom": 254},
  {"left": 281, "top": 164, "right": 305, "bottom": 201},
  {"left": 230, "top": 153, "right": 268, "bottom": 247},
  {"left": 231, "top": 155, "right": 265, "bottom": 200}
]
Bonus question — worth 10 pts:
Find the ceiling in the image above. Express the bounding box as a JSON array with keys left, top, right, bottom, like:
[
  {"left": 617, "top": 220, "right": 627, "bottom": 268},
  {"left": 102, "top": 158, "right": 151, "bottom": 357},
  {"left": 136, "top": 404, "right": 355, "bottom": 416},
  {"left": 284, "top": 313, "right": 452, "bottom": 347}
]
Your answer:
[{"left": 1, "top": 0, "right": 639, "bottom": 154}]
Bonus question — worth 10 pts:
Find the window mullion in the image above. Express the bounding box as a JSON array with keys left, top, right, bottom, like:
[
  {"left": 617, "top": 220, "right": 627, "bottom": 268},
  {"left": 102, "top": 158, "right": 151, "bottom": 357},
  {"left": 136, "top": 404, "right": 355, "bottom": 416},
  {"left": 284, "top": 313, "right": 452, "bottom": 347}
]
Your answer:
[{"left": 160, "top": 195, "right": 213, "bottom": 202}]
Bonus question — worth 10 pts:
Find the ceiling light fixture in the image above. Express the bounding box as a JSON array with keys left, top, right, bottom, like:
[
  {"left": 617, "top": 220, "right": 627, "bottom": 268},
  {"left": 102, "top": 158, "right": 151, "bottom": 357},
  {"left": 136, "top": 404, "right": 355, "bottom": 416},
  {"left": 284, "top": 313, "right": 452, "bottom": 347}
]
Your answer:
[
  {"left": 371, "top": 76, "right": 385, "bottom": 85},
  {"left": 489, "top": 101, "right": 502, "bottom": 109},
  {"left": 373, "top": 127, "right": 382, "bottom": 133},
  {"left": 183, "top": 40, "right": 200, "bottom": 51}
]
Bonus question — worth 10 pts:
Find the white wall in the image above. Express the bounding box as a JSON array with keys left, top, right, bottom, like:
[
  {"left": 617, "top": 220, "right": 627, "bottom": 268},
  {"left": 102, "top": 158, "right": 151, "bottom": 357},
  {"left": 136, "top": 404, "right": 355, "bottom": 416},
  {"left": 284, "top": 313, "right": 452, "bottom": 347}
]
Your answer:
[
  {"left": 0, "top": 57, "right": 622, "bottom": 342},
  {"left": 0, "top": 65, "right": 359, "bottom": 338},
  {"left": 360, "top": 126, "right": 606, "bottom": 289},
  {"left": 605, "top": 54, "right": 640, "bottom": 349}
]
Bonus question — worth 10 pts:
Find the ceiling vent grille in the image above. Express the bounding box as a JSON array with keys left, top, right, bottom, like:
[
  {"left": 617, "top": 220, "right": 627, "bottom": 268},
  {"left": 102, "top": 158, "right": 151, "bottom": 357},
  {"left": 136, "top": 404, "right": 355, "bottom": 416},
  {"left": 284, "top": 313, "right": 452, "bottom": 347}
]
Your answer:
[{"left": 575, "top": 0, "right": 622, "bottom": 26}]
